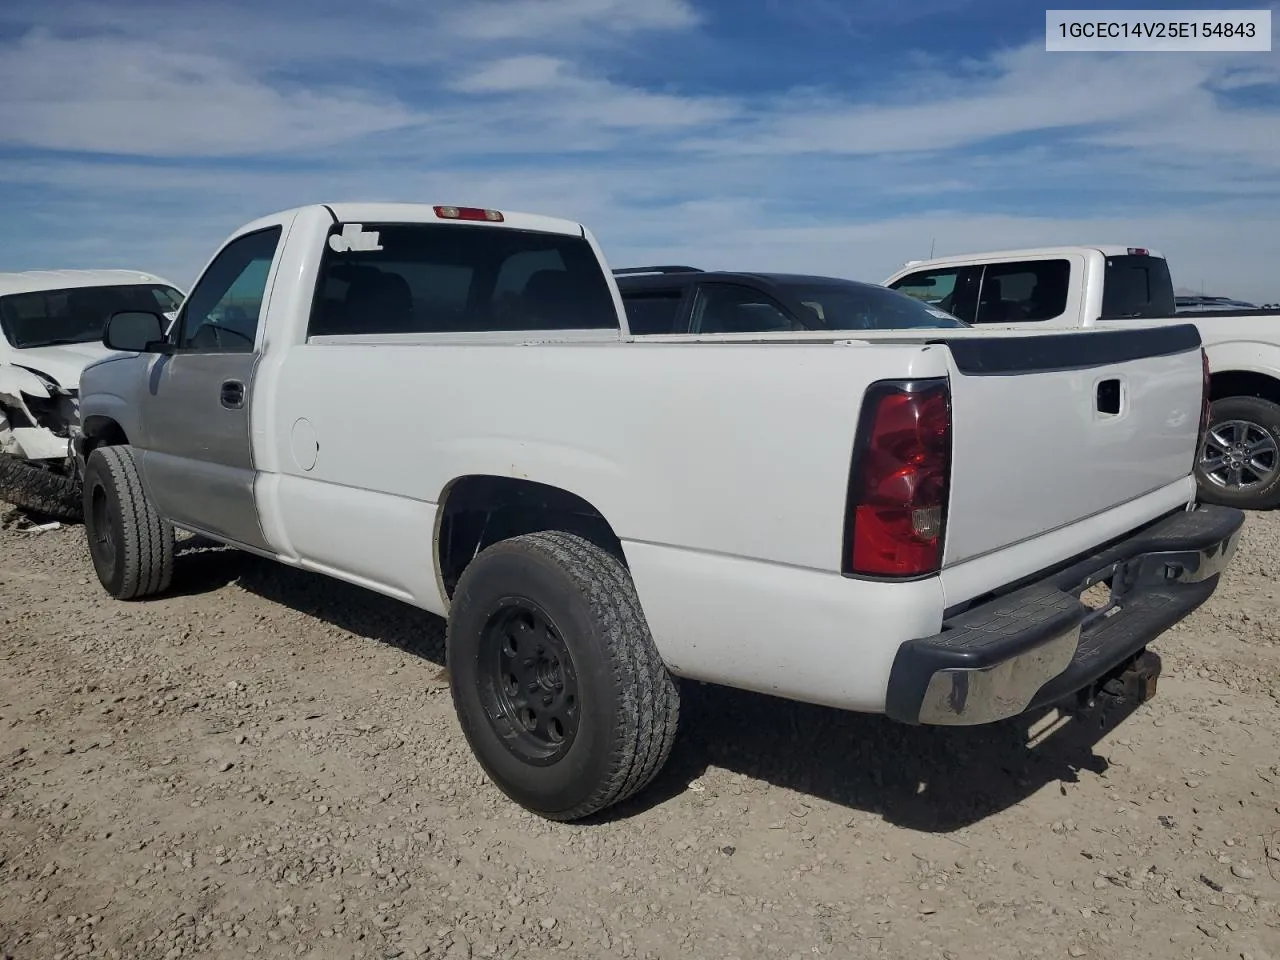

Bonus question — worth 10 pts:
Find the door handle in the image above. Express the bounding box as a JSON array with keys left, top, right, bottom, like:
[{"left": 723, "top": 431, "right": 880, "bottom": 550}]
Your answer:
[
  {"left": 1096, "top": 377, "right": 1122, "bottom": 416},
  {"left": 220, "top": 379, "right": 245, "bottom": 409}
]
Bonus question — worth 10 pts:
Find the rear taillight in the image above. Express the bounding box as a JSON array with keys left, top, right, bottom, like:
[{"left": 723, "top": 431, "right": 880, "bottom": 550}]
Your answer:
[
  {"left": 844, "top": 380, "right": 952, "bottom": 578},
  {"left": 1195, "top": 347, "right": 1212, "bottom": 465}
]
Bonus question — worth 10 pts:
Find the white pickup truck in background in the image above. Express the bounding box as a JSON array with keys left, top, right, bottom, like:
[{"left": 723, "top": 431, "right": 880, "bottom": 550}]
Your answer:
[
  {"left": 74, "top": 204, "right": 1243, "bottom": 821},
  {"left": 0, "top": 269, "right": 184, "bottom": 520},
  {"left": 883, "top": 247, "right": 1280, "bottom": 511}
]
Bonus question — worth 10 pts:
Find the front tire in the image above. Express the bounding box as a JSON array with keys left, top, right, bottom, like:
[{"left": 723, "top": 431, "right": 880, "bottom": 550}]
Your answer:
[
  {"left": 1196, "top": 396, "right": 1280, "bottom": 510},
  {"left": 446, "top": 531, "right": 680, "bottom": 821},
  {"left": 82, "top": 445, "right": 175, "bottom": 600}
]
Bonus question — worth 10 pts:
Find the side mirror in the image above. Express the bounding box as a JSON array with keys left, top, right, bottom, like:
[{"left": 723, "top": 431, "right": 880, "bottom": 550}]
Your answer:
[{"left": 104, "top": 311, "right": 169, "bottom": 353}]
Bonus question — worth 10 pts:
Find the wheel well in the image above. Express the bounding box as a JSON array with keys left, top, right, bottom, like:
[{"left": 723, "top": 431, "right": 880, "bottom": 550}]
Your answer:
[
  {"left": 81, "top": 417, "right": 129, "bottom": 455},
  {"left": 1209, "top": 370, "right": 1280, "bottom": 406},
  {"left": 436, "top": 476, "right": 625, "bottom": 598}
]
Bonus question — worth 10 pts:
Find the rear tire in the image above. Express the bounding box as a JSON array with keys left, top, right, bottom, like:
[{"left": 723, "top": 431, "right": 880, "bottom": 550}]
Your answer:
[
  {"left": 82, "top": 445, "right": 175, "bottom": 600},
  {"left": 1195, "top": 396, "right": 1280, "bottom": 510},
  {"left": 0, "top": 453, "right": 82, "bottom": 522},
  {"left": 446, "top": 531, "right": 680, "bottom": 821}
]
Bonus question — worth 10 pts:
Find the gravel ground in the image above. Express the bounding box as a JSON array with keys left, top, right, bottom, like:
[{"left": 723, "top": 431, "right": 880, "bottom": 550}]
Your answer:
[{"left": 1, "top": 508, "right": 1278, "bottom": 960}]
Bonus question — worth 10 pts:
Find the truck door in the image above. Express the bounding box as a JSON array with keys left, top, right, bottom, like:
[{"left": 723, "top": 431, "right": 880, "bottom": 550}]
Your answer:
[{"left": 137, "top": 225, "right": 283, "bottom": 551}]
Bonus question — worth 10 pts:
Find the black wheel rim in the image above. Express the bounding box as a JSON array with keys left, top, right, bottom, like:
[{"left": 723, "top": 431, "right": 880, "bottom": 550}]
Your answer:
[
  {"left": 477, "top": 598, "right": 580, "bottom": 766},
  {"left": 88, "top": 481, "right": 118, "bottom": 574}
]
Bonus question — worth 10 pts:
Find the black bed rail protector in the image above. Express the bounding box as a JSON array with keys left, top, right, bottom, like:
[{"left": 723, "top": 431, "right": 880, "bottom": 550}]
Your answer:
[
  {"left": 927, "top": 323, "right": 1202, "bottom": 376},
  {"left": 1166, "top": 308, "right": 1280, "bottom": 319}
]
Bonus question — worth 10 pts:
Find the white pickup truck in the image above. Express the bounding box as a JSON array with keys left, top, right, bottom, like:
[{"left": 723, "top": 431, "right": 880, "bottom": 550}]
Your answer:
[
  {"left": 0, "top": 269, "right": 184, "bottom": 519},
  {"left": 74, "top": 204, "right": 1243, "bottom": 821},
  {"left": 883, "top": 247, "right": 1280, "bottom": 511}
]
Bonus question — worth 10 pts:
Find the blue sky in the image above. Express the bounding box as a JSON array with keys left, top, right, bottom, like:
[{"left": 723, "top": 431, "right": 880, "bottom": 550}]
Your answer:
[{"left": 1, "top": 0, "right": 1278, "bottom": 300}]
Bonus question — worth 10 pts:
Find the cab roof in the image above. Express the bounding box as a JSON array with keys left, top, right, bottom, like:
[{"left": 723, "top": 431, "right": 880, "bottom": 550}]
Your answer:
[
  {"left": 892, "top": 245, "right": 1166, "bottom": 271},
  {"left": 241, "top": 203, "right": 587, "bottom": 239}
]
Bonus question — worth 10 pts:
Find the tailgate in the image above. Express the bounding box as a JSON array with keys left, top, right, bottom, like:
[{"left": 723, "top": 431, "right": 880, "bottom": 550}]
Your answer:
[{"left": 939, "top": 324, "right": 1203, "bottom": 566}]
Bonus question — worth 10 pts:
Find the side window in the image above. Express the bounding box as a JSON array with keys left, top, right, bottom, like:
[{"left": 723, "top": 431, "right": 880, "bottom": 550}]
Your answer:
[
  {"left": 889, "top": 267, "right": 980, "bottom": 324},
  {"left": 893, "top": 269, "right": 958, "bottom": 304},
  {"left": 622, "top": 291, "right": 686, "bottom": 335},
  {"left": 177, "top": 227, "right": 282, "bottom": 352},
  {"left": 974, "top": 259, "right": 1071, "bottom": 324},
  {"left": 690, "top": 283, "right": 796, "bottom": 334},
  {"left": 1102, "top": 255, "right": 1175, "bottom": 319}
]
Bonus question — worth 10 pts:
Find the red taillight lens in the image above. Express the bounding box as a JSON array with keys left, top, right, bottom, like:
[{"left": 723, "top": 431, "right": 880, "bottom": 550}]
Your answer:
[
  {"left": 434, "top": 205, "right": 504, "bottom": 222},
  {"left": 846, "top": 381, "right": 952, "bottom": 578}
]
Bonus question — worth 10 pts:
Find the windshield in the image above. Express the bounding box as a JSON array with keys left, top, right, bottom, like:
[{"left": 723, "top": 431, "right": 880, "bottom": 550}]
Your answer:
[
  {"left": 779, "top": 279, "right": 970, "bottom": 330},
  {"left": 0, "top": 283, "right": 184, "bottom": 349}
]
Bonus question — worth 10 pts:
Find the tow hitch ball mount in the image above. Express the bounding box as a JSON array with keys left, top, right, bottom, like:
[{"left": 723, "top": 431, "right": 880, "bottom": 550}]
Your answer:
[{"left": 1074, "top": 648, "right": 1162, "bottom": 711}]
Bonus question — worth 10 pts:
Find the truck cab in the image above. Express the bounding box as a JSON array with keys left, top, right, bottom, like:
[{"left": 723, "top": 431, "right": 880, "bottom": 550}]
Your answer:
[{"left": 883, "top": 246, "right": 1177, "bottom": 330}]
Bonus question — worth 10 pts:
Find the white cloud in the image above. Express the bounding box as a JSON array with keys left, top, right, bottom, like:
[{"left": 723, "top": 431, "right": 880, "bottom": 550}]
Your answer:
[
  {"left": 1210, "top": 65, "right": 1280, "bottom": 90},
  {"left": 0, "top": 0, "right": 697, "bottom": 66},
  {"left": 0, "top": 0, "right": 717, "bottom": 157},
  {"left": 451, "top": 56, "right": 569, "bottom": 93},
  {"left": 684, "top": 45, "right": 1256, "bottom": 159},
  {"left": 439, "top": 0, "right": 698, "bottom": 41},
  {"left": 1081, "top": 82, "right": 1280, "bottom": 167},
  {"left": 0, "top": 1, "right": 449, "bottom": 73},
  {"left": 536, "top": 81, "right": 737, "bottom": 131},
  {"left": 0, "top": 32, "right": 420, "bottom": 157},
  {"left": 449, "top": 56, "right": 737, "bottom": 131}
]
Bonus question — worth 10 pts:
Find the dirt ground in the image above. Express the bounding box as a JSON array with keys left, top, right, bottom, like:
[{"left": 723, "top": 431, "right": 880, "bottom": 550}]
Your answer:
[{"left": 1, "top": 509, "right": 1278, "bottom": 960}]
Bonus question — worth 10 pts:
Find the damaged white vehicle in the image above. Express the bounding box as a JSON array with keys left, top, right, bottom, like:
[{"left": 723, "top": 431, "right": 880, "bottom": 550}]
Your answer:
[{"left": 0, "top": 270, "right": 184, "bottom": 519}]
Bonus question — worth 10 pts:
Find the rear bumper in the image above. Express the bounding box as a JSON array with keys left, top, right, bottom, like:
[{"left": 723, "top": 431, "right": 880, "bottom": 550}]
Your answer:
[{"left": 885, "top": 503, "right": 1245, "bottom": 725}]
